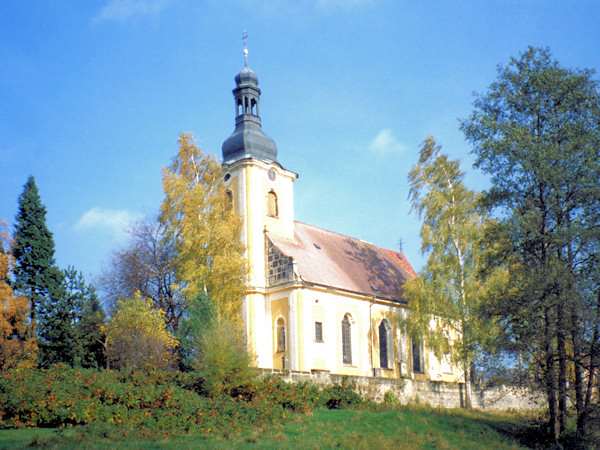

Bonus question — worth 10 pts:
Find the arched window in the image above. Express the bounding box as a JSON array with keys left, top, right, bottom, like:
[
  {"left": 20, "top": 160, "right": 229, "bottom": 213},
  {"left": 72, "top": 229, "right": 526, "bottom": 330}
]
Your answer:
[
  {"left": 412, "top": 337, "right": 424, "bottom": 373},
  {"left": 342, "top": 314, "right": 352, "bottom": 365},
  {"left": 379, "top": 320, "right": 393, "bottom": 369},
  {"left": 267, "top": 190, "right": 278, "bottom": 218},
  {"left": 276, "top": 317, "right": 286, "bottom": 353},
  {"left": 225, "top": 189, "right": 233, "bottom": 208}
]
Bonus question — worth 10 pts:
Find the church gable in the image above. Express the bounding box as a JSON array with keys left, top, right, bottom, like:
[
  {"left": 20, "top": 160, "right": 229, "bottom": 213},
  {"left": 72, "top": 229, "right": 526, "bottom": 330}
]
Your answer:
[{"left": 267, "top": 221, "right": 417, "bottom": 302}]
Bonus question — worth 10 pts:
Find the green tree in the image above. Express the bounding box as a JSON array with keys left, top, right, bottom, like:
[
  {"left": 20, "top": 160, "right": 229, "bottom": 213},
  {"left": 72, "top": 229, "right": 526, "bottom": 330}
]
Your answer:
[
  {"left": 461, "top": 46, "right": 600, "bottom": 442},
  {"left": 160, "top": 133, "right": 246, "bottom": 322},
  {"left": 37, "top": 267, "right": 78, "bottom": 366},
  {"left": 105, "top": 292, "right": 178, "bottom": 370},
  {"left": 176, "top": 292, "right": 215, "bottom": 370},
  {"left": 193, "top": 313, "right": 255, "bottom": 397},
  {"left": 38, "top": 267, "right": 106, "bottom": 368},
  {"left": 75, "top": 284, "right": 106, "bottom": 369},
  {"left": 403, "top": 137, "right": 494, "bottom": 409},
  {"left": 12, "top": 176, "right": 64, "bottom": 320},
  {"left": 0, "top": 222, "right": 37, "bottom": 370}
]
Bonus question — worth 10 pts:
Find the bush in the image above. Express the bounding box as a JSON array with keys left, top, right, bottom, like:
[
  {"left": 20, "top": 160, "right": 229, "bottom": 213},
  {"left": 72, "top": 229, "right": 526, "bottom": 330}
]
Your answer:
[
  {"left": 0, "top": 365, "right": 280, "bottom": 438},
  {"left": 383, "top": 390, "right": 399, "bottom": 406},
  {"left": 0, "top": 366, "right": 368, "bottom": 439},
  {"left": 254, "top": 376, "right": 323, "bottom": 413},
  {"left": 321, "top": 377, "right": 363, "bottom": 409},
  {"left": 193, "top": 316, "right": 256, "bottom": 397}
]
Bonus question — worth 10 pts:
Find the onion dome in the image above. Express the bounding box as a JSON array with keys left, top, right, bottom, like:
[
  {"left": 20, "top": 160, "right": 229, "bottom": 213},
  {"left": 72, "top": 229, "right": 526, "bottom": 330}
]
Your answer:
[{"left": 222, "top": 58, "right": 277, "bottom": 163}]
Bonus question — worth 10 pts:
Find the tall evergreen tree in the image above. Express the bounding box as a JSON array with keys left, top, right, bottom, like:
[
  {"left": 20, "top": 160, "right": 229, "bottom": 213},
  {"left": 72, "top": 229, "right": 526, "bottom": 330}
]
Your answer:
[
  {"left": 12, "top": 176, "right": 64, "bottom": 320},
  {"left": 461, "top": 47, "right": 600, "bottom": 442}
]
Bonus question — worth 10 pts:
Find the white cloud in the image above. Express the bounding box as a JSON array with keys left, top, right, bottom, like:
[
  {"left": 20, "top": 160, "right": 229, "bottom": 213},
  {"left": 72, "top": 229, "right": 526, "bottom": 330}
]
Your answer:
[
  {"left": 368, "top": 128, "right": 405, "bottom": 155},
  {"left": 94, "top": 0, "right": 169, "bottom": 22},
  {"left": 74, "top": 207, "right": 139, "bottom": 235}
]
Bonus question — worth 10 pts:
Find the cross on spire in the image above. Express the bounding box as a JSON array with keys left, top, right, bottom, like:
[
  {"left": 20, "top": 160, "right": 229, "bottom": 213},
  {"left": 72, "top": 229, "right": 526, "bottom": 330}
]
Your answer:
[{"left": 242, "top": 29, "right": 248, "bottom": 66}]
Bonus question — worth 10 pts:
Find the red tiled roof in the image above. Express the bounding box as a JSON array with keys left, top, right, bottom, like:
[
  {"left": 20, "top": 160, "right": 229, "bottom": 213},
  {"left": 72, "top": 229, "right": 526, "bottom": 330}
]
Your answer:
[{"left": 267, "top": 221, "right": 417, "bottom": 302}]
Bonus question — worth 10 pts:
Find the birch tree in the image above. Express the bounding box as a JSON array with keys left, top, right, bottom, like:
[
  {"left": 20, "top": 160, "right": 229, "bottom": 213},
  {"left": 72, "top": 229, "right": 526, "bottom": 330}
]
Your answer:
[
  {"left": 403, "top": 137, "right": 494, "bottom": 408},
  {"left": 160, "top": 134, "right": 251, "bottom": 390},
  {"left": 160, "top": 133, "right": 246, "bottom": 322}
]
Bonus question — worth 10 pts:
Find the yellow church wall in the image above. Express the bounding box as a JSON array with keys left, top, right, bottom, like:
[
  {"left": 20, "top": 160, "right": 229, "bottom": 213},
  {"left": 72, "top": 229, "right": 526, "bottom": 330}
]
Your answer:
[
  {"left": 309, "top": 302, "right": 327, "bottom": 371},
  {"left": 295, "top": 288, "right": 307, "bottom": 372},
  {"left": 243, "top": 165, "right": 262, "bottom": 284},
  {"left": 257, "top": 282, "right": 462, "bottom": 382},
  {"left": 243, "top": 293, "right": 256, "bottom": 364}
]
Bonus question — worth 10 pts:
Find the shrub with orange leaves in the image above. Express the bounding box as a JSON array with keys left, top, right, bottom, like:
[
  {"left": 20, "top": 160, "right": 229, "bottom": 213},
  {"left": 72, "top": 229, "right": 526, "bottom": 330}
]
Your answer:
[{"left": 0, "top": 222, "right": 37, "bottom": 371}]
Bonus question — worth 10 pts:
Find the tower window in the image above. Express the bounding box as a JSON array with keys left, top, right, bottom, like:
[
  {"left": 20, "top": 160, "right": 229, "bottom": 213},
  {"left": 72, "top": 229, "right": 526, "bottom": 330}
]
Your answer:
[
  {"left": 225, "top": 190, "right": 233, "bottom": 208},
  {"left": 267, "top": 190, "right": 278, "bottom": 218}
]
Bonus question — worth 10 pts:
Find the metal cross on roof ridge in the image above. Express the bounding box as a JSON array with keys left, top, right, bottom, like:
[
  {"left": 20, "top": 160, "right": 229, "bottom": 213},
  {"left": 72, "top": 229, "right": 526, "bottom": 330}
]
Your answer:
[{"left": 242, "top": 29, "right": 248, "bottom": 66}]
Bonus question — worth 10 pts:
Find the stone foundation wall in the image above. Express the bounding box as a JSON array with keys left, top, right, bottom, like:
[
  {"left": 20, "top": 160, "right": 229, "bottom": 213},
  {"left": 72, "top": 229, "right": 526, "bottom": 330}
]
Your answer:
[{"left": 261, "top": 370, "right": 544, "bottom": 411}]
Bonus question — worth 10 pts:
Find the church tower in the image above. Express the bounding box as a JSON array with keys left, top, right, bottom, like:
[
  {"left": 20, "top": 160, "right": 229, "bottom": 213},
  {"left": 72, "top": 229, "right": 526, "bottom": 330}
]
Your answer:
[{"left": 221, "top": 39, "right": 297, "bottom": 367}]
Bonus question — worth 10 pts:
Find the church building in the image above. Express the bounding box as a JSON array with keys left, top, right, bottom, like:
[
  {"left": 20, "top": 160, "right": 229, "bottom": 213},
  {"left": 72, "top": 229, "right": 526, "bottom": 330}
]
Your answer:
[{"left": 220, "top": 54, "right": 461, "bottom": 384}]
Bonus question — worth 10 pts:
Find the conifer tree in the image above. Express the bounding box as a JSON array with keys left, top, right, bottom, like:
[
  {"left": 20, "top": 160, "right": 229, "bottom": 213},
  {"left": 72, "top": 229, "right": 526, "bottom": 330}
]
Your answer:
[
  {"left": 75, "top": 283, "right": 106, "bottom": 369},
  {"left": 12, "top": 176, "right": 64, "bottom": 320},
  {"left": 38, "top": 267, "right": 105, "bottom": 367}
]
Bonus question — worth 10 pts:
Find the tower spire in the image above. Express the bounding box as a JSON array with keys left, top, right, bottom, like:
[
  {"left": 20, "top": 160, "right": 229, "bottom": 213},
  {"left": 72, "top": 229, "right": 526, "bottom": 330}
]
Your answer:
[{"left": 222, "top": 34, "right": 278, "bottom": 164}]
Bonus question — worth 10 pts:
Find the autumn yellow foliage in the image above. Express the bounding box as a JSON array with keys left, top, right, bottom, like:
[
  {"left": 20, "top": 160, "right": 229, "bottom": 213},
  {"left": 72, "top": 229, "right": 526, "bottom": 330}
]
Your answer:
[
  {"left": 0, "top": 223, "right": 37, "bottom": 370},
  {"left": 105, "top": 292, "right": 178, "bottom": 370},
  {"left": 160, "top": 133, "right": 246, "bottom": 322}
]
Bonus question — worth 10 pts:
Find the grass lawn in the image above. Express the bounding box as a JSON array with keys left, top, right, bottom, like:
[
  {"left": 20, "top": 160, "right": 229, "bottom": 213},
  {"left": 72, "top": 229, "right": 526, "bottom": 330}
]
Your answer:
[{"left": 0, "top": 406, "right": 538, "bottom": 449}]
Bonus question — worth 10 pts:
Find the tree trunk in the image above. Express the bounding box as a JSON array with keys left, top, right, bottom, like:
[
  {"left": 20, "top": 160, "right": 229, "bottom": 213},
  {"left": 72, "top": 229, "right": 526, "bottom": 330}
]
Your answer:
[
  {"left": 556, "top": 303, "right": 568, "bottom": 436},
  {"left": 464, "top": 362, "right": 473, "bottom": 409},
  {"left": 578, "top": 290, "right": 600, "bottom": 439},
  {"left": 543, "top": 308, "right": 560, "bottom": 443},
  {"left": 545, "top": 358, "right": 559, "bottom": 443}
]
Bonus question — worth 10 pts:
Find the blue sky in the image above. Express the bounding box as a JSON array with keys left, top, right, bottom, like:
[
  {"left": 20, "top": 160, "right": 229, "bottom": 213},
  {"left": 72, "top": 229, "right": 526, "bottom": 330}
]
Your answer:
[{"left": 2, "top": 0, "right": 599, "bottom": 288}]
